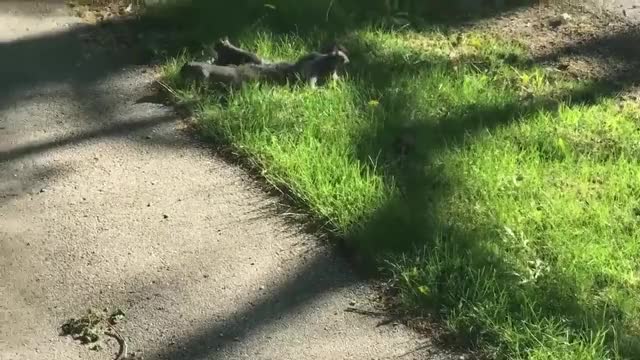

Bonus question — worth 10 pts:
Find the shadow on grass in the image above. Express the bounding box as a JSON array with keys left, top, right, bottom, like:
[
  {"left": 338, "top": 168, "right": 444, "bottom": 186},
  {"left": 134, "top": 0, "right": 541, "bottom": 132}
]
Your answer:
[
  {"left": 346, "top": 37, "right": 640, "bottom": 354},
  {"left": 131, "top": 0, "right": 539, "bottom": 64}
]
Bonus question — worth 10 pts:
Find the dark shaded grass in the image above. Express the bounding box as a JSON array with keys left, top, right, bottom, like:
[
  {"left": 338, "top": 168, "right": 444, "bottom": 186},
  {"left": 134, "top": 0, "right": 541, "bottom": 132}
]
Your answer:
[{"left": 136, "top": 0, "right": 539, "bottom": 60}]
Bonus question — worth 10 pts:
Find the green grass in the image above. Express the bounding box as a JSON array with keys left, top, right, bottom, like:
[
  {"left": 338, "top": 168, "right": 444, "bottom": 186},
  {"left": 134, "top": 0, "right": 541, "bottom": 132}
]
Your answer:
[{"left": 158, "top": 7, "right": 640, "bottom": 359}]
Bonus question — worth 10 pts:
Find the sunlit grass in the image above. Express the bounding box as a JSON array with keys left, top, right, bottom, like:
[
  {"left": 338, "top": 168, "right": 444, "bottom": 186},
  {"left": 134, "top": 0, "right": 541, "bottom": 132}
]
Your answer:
[{"left": 160, "top": 21, "right": 640, "bottom": 360}]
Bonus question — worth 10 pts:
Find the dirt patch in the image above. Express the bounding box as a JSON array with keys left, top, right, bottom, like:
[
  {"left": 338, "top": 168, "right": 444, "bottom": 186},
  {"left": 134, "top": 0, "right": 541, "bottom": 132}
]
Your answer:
[
  {"left": 465, "top": 3, "right": 640, "bottom": 95},
  {"left": 66, "top": 0, "right": 140, "bottom": 24}
]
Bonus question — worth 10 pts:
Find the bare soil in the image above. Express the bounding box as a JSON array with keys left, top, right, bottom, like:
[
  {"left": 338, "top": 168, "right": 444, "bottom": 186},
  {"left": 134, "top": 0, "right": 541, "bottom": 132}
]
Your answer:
[{"left": 470, "top": 1, "right": 640, "bottom": 94}]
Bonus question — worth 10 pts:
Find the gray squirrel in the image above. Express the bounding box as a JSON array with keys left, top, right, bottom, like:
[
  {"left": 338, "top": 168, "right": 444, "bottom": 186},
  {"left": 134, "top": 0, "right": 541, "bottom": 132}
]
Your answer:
[{"left": 180, "top": 38, "right": 349, "bottom": 89}]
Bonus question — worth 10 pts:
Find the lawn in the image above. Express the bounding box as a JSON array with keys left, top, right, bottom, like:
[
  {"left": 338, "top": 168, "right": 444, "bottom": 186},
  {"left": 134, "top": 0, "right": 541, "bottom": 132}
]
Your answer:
[{"left": 155, "top": 1, "right": 640, "bottom": 358}]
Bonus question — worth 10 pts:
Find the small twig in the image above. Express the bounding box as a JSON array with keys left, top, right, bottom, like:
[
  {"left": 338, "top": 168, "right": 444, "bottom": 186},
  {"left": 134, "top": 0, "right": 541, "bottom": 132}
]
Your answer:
[
  {"left": 325, "top": 0, "right": 335, "bottom": 22},
  {"left": 394, "top": 344, "right": 433, "bottom": 359},
  {"left": 155, "top": 79, "right": 178, "bottom": 98},
  {"left": 344, "top": 307, "right": 387, "bottom": 317},
  {"left": 105, "top": 325, "right": 128, "bottom": 360},
  {"left": 344, "top": 307, "right": 403, "bottom": 327}
]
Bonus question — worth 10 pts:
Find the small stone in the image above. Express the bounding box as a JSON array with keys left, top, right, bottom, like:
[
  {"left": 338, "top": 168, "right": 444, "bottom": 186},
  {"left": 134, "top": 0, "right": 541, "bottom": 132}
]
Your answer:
[
  {"left": 349, "top": 300, "right": 356, "bottom": 306},
  {"left": 250, "top": 262, "right": 255, "bottom": 266},
  {"left": 162, "top": 214, "right": 169, "bottom": 219},
  {"left": 233, "top": 337, "right": 240, "bottom": 342},
  {"left": 549, "top": 13, "right": 571, "bottom": 27},
  {"left": 39, "top": 188, "right": 47, "bottom": 193},
  {"left": 259, "top": 286, "right": 265, "bottom": 290},
  {"left": 145, "top": 135, "right": 152, "bottom": 139},
  {"left": 203, "top": 274, "right": 209, "bottom": 278},
  {"left": 83, "top": 11, "right": 98, "bottom": 24},
  {"left": 147, "top": 203, "right": 151, "bottom": 207}
]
